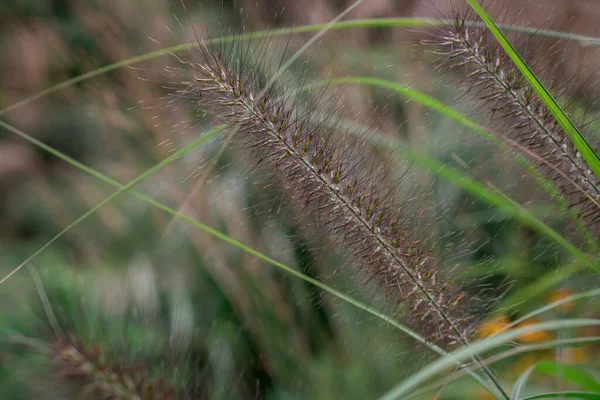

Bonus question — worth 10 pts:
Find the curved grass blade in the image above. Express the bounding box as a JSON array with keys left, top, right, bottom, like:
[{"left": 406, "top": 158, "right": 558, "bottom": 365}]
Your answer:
[
  {"left": 521, "top": 393, "right": 600, "bottom": 400},
  {"left": 378, "top": 319, "right": 600, "bottom": 400},
  {"left": 404, "top": 337, "right": 600, "bottom": 400},
  {"left": 513, "top": 363, "right": 537, "bottom": 399},
  {"left": 0, "top": 123, "right": 225, "bottom": 285},
  {"left": 466, "top": 0, "right": 600, "bottom": 180},
  {"left": 533, "top": 362, "right": 600, "bottom": 393},
  {"left": 364, "top": 134, "right": 600, "bottom": 274},
  {"left": 4, "top": 18, "right": 600, "bottom": 116},
  {"left": 497, "top": 260, "right": 588, "bottom": 311},
  {"left": 0, "top": 119, "right": 498, "bottom": 395},
  {"left": 313, "top": 76, "right": 599, "bottom": 248},
  {"left": 501, "top": 288, "right": 600, "bottom": 332},
  {"left": 302, "top": 86, "right": 600, "bottom": 274}
]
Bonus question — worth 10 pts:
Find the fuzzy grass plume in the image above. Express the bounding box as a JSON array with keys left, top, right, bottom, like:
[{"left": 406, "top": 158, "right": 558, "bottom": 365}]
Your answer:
[
  {"left": 428, "top": 2, "right": 600, "bottom": 236},
  {"left": 51, "top": 338, "right": 182, "bottom": 400},
  {"left": 161, "top": 29, "right": 487, "bottom": 352},
  {"left": 0, "top": 265, "right": 206, "bottom": 400}
]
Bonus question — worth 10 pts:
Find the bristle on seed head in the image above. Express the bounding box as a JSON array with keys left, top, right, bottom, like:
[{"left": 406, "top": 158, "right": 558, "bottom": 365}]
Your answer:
[
  {"left": 162, "top": 26, "right": 482, "bottom": 348},
  {"left": 425, "top": 2, "right": 600, "bottom": 236}
]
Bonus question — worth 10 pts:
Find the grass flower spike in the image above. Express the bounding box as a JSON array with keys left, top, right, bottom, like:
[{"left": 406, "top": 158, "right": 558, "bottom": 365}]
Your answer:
[
  {"left": 429, "top": 5, "right": 600, "bottom": 235},
  {"left": 52, "top": 338, "right": 181, "bottom": 400},
  {"left": 163, "top": 31, "right": 483, "bottom": 350}
]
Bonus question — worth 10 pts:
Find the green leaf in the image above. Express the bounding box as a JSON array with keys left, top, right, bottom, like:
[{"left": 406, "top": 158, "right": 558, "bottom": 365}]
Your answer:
[
  {"left": 521, "top": 392, "right": 600, "bottom": 400},
  {"left": 378, "top": 319, "right": 600, "bottom": 400},
  {"left": 534, "top": 361, "right": 600, "bottom": 393},
  {"left": 512, "top": 364, "right": 537, "bottom": 399},
  {"left": 466, "top": 0, "right": 600, "bottom": 181},
  {"left": 509, "top": 360, "right": 600, "bottom": 399},
  {"left": 401, "top": 337, "right": 600, "bottom": 400}
]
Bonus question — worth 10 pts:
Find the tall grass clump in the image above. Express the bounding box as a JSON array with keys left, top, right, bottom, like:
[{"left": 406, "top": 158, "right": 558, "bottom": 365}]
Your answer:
[{"left": 0, "top": 0, "right": 599, "bottom": 399}]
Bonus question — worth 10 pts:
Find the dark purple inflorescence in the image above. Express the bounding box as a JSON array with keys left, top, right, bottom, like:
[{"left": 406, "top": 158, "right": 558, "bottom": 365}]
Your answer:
[
  {"left": 52, "top": 338, "right": 181, "bottom": 400},
  {"left": 163, "top": 33, "right": 477, "bottom": 348},
  {"left": 430, "top": 9, "right": 600, "bottom": 236}
]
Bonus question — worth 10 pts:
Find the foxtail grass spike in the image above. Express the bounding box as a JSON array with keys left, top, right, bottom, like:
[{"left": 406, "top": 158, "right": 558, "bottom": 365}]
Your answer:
[
  {"left": 51, "top": 338, "right": 181, "bottom": 400},
  {"left": 427, "top": 6, "right": 600, "bottom": 235},
  {"left": 162, "top": 32, "right": 482, "bottom": 349}
]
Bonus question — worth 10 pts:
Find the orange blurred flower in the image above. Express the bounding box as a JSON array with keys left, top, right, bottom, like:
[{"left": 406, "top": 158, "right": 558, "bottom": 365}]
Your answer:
[
  {"left": 477, "top": 315, "right": 510, "bottom": 339},
  {"left": 513, "top": 353, "right": 553, "bottom": 376},
  {"left": 546, "top": 288, "right": 576, "bottom": 313},
  {"left": 516, "top": 318, "right": 554, "bottom": 343},
  {"left": 562, "top": 347, "right": 590, "bottom": 365}
]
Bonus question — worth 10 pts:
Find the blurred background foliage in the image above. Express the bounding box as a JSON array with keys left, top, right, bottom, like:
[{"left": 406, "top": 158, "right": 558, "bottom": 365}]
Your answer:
[{"left": 0, "top": 0, "right": 599, "bottom": 399}]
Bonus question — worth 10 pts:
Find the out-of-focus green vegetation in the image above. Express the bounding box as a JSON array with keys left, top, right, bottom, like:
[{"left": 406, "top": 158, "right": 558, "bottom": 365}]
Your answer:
[{"left": 0, "top": 1, "right": 599, "bottom": 399}]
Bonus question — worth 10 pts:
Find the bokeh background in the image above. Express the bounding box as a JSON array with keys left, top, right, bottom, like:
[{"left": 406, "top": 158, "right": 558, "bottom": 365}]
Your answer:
[{"left": 1, "top": 0, "right": 600, "bottom": 399}]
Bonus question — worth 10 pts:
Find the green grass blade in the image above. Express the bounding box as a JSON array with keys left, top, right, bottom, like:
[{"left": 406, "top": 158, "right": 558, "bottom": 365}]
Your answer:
[
  {"left": 512, "top": 354, "right": 600, "bottom": 398},
  {"left": 306, "top": 83, "right": 600, "bottom": 274},
  {"left": 378, "top": 319, "right": 600, "bottom": 400},
  {"left": 533, "top": 361, "right": 600, "bottom": 393},
  {"left": 502, "top": 288, "right": 600, "bottom": 331},
  {"left": 0, "top": 119, "right": 499, "bottom": 395},
  {"left": 364, "top": 135, "right": 600, "bottom": 274},
  {"left": 521, "top": 393, "right": 600, "bottom": 400},
  {"left": 314, "top": 76, "right": 599, "bottom": 248},
  {"left": 497, "top": 260, "right": 588, "bottom": 311},
  {"left": 404, "top": 337, "right": 600, "bottom": 400},
  {"left": 513, "top": 364, "right": 536, "bottom": 399},
  {"left": 466, "top": 0, "right": 600, "bottom": 180},
  {"left": 0, "top": 123, "right": 225, "bottom": 285},
  {"left": 4, "top": 18, "right": 600, "bottom": 116},
  {"left": 315, "top": 77, "right": 487, "bottom": 135}
]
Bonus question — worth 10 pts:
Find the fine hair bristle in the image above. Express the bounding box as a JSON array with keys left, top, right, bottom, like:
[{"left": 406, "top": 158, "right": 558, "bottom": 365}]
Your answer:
[
  {"left": 426, "top": 1, "right": 600, "bottom": 236},
  {"left": 51, "top": 337, "right": 181, "bottom": 400},
  {"left": 162, "top": 25, "right": 481, "bottom": 349}
]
